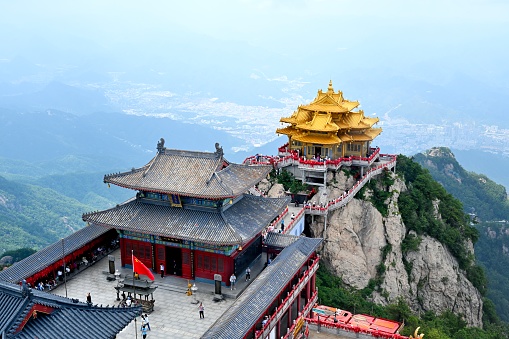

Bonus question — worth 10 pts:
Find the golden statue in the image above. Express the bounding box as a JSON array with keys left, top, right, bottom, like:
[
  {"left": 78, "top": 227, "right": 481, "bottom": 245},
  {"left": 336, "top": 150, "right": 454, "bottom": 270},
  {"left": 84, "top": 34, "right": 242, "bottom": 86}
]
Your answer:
[{"left": 409, "top": 326, "right": 424, "bottom": 338}]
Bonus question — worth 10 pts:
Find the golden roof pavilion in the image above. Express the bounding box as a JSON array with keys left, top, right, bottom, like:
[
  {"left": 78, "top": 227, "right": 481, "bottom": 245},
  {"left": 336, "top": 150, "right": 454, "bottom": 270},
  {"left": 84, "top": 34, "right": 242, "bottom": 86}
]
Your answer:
[{"left": 276, "top": 81, "right": 382, "bottom": 160}]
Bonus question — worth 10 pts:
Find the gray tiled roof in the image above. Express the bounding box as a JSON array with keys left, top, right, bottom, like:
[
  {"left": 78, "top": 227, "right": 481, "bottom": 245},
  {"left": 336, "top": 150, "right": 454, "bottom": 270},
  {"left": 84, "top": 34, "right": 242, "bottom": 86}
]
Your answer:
[
  {"left": 103, "top": 148, "right": 272, "bottom": 199},
  {"left": 0, "top": 280, "right": 140, "bottom": 339},
  {"left": 0, "top": 224, "right": 112, "bottom": 284},
  {"left": 264, "top": 232, "right": 301, "bottom": 249},
  {"left": 201, "top": 237, "right": 323, "bottom": 339},
  {"left": 83, "top": 195, "right": 290, "bottom": 246}
]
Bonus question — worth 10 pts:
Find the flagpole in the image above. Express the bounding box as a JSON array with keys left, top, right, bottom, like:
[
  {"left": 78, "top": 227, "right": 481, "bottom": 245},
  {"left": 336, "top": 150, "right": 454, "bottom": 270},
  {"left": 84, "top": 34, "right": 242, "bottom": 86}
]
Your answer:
[{"left": 132, "top": 250, "right": 138, "bottom": 339}]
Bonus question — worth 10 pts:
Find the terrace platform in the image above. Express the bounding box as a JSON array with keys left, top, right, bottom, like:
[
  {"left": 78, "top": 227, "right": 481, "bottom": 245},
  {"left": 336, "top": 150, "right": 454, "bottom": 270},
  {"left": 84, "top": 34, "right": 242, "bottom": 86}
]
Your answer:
[{"left": 52, "top": 248, "right": 269, "bottom": 338}]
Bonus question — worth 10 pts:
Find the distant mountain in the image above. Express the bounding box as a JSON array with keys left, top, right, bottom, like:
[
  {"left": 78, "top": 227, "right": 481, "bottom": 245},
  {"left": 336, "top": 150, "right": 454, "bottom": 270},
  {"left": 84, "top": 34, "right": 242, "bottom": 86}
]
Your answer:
[
  {"left": 0, "top": 175, "right": 91, "bottom": 253},
  {"left": 452, "top": 148, "right": 509, "bottom": 192},
  {"left": 0, "top": 81, "right": 113, "bottom": 115},
  {"left": 0, "top": 108, "right": 250, "bottom": 169},
  {"left": 415, "top": 147, "right": 509, "bottom": 322},
  {"left": 414, "top": 147, "right": 509, "bottom": 222}
]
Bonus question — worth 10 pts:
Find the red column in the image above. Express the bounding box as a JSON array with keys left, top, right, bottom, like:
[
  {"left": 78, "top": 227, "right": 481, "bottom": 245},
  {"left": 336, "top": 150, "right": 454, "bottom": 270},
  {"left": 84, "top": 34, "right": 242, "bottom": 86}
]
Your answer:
[
  {"left": 297, "top": 288, "right": 301, "bottom": 312},
  {"left": 311, "top": 272, "right": 316, "bottom": 292},
  {"left": 288, "top": 299, "right": 292, "bottom": 329},
  {"left": 306, "top": 278, "right": 311, "bottom": 302}
]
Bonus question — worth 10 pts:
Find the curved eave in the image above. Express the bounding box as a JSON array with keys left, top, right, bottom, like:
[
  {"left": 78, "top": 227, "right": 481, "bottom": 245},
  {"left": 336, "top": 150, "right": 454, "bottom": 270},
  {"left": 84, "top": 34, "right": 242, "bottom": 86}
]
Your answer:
[
  {"left": 276, "top": 126, "right": 296, "bottom": 136},
  {"left": 365, "top": 128, "right": 383, "bottom": 139},
  {"left": 86, "top": 219, "right": 242, "bottom": 247},
  {"left": 292, "top": 134, "right": 340, "bottom": 145},
  {"left": 300, "top": 104, "right": 350, "bottom": 113},
  {"left": 100, "top": 182, "right": 237, "bottom": 200},
  {"left": 296, "top": 123, "right": 339, "bottom": 132}
]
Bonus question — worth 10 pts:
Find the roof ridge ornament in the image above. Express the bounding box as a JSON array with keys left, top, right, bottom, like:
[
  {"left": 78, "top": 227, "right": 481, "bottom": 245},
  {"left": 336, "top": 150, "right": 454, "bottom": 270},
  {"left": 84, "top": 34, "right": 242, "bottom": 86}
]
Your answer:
[
  {"left": 214, "top": 142, "right": 223, "bottom": 158},
  {"left": 157, "top": 138, "right": 166, "bottom": 153}
]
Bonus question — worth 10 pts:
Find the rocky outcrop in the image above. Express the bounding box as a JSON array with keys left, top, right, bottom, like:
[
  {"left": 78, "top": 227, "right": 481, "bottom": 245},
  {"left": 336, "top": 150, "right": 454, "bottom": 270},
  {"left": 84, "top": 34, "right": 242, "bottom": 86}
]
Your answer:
[
  {"left": 308, "top": 170, "right": 483, "bottom": 327},
  {"left": 405, "top": 236, "right": 483, "bottom": 327}
]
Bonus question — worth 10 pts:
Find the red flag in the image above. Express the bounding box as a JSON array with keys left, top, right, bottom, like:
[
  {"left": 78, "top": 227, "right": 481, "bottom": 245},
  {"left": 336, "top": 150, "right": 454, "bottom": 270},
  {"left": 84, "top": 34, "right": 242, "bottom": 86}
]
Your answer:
[{"left": 132, "top": 254, "right": 155, "bottom": 281}]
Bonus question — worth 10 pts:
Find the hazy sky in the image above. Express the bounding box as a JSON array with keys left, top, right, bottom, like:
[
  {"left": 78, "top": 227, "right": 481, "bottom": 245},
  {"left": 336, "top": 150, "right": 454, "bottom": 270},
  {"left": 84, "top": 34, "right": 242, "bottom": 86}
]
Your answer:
[
  {"left": 2, "top": 0, "right": 508, "bottom": 73},
  {"left": 1, "top": 0, "right": 508, "bottom": 105}
]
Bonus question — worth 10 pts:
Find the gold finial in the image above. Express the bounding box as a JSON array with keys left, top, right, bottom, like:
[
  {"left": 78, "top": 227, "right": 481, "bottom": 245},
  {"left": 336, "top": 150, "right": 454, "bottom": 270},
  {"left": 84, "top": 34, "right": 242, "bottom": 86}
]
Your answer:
[
  {"left": 409, "top": 327, "right": 424, "bottom": 339},
  {"left": 327, "top": 80, "right": 334, "bottom": 93}
]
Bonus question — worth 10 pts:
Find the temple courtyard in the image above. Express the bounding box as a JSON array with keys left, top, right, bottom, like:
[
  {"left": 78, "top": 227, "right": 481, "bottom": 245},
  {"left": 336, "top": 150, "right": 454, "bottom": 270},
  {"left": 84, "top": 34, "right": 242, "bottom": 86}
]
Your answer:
[{"left": 52, "top": 248, "right": 267, "bottom": 339}]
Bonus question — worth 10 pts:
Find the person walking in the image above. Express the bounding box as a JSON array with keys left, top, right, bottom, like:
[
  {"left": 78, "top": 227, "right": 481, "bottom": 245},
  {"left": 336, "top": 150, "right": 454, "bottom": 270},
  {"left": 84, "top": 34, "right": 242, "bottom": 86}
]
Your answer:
[
  {"left": 199, "top": 302, "right": 205, "bottom": 319},
  {"left": 245, "top": 267, "right": 251, "bottom": 281},
  {"left": 141, "top": 324, "right": 148, "bottom": 339},
  {"left": 230, "top": 273, "right": 236, "bottom": 290},
  {"left": 160, "top": 263, "right": 164, "bottom": 278},
  {"left": 144, "top": 314, "right": 151, "bottom": 330},
  {"left": 86, "top": 292, "right": 92, "bottom": 305}
]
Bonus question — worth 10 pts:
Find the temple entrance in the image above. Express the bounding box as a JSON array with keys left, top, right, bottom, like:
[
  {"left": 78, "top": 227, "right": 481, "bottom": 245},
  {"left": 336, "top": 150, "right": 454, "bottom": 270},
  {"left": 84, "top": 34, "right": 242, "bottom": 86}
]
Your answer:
[
  {"left": 314, "top": 146, "right": 321, "bottom": 159},
  {"left": 165, "top": 246, "right": 182, "bottom": 276}
]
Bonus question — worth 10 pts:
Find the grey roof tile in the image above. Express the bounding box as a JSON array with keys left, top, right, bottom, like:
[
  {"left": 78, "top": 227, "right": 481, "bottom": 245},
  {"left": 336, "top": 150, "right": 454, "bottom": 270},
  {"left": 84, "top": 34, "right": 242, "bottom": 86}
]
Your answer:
[
  {"left": 83, "top": 195, "right": 289, "bottom": 246},
  {"left": 202, "top": 237, "right": 323, "bottom": 339},
  {"left": 104, "top": 149, "right": 272, "bottom": 199},
  {"left": 0, "top": 224, "right": 112, "bottom": 284},
  {"left": 0, "top": 280, "right": 140, "bottom": 339},
  {"left": 264, "top": 232, "right": 301, "bottom": 249}
]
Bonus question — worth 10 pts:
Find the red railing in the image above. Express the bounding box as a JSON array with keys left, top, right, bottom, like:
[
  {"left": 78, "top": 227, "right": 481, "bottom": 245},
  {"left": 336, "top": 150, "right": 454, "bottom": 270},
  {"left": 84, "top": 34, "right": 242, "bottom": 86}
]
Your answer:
[
  {"left": 244, "top": 144, "right": 381, "bottom": 170},
  {"left": 304, "top": 154, "right": 397, "bottom": 215},
  {"left": 282, "top": 207, "right": 305, "bottom": 234},
  {"left": 281, "top": 291, "right": 319, "bottom": 339},
  {"left": 255, "top": 256, "right": 320, "bottom": 339},
  {"left": 305, "top": 317, "right": 409, "bottom": 339}
]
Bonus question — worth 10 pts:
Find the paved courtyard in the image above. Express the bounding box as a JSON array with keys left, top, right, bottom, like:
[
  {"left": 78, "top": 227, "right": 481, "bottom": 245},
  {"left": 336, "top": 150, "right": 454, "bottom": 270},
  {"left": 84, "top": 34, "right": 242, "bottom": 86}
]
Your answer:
[
  {"left": 52, "top": 249, "right": 265, "bottom": 339},
  {"left": 50, "top": 204, "right": 303, "bottom": 338}
]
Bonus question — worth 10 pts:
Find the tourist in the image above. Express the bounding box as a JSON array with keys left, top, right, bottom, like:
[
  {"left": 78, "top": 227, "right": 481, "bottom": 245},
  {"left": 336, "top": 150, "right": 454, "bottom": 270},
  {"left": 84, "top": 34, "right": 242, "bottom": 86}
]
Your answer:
[
  {"left": 199, "top": 302, "right": 205, "bottom": 319},
  {"left": 144, "top": 314, "right": 151, "bottom": 330},
  {"left": 245, "top": 267, "right": 251, "bottom": 281},
  {"left": 281, "top": 219, "right": 284, "bottom": 232},
  {"left": 86, "top": 292, "right": 92, "bottom": 305},
  {"left": 290, "top": 212, "right": 295, "bottom": 220},
  {"left": 230, "top": 273, "right": 236, "bottom": 290},
  {"left": 141, "top": 324, "right": 148, "bottom": 339},
  {"left": 160, "top": 263, "right": 164, "bottom": 278}
]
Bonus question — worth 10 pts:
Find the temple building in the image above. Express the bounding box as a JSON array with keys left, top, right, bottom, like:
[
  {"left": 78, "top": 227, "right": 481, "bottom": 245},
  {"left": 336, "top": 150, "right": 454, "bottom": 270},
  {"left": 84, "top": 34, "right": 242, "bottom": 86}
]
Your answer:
[
  {"left": 82, "top": 140, "right": 289, "bottom": 286},
  {"left": 0, "top": 279, "right": 139, "bottom": 338},
  {"left": 276, "top": 80, "right": 382, "bottom": 160}
]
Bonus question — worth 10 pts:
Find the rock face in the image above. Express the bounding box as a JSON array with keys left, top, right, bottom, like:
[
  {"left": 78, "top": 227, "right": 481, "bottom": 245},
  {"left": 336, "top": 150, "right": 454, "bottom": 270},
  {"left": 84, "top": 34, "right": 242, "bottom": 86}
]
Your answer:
[{"left": 308, "top": 170, "right": 483, "bottom": 327}]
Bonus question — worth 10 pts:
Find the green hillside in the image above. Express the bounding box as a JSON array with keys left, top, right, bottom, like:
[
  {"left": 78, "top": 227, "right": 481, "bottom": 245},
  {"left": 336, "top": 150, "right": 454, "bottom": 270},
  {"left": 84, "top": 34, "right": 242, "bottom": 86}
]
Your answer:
[
  {"left": 0, "top": 175, "right": 87, "bottom": 252},
  {"left": 318, "top": 154, "right": 508, "bottom": 338},
  {"left": 0, "top": 173, "right": 130, "bottom": 254},
  {"left": 413, "top": 147, "right": 509, "bottom": 222},
  {"left": 414, "top": 147, "right": 509, "bottom": 322}
]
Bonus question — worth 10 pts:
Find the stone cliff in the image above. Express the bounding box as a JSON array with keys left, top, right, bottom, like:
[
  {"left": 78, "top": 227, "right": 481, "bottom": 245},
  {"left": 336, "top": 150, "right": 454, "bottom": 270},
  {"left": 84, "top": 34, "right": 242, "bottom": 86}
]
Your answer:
[{"left": 306, "top": 169, "right": 483, "bottom": 327}]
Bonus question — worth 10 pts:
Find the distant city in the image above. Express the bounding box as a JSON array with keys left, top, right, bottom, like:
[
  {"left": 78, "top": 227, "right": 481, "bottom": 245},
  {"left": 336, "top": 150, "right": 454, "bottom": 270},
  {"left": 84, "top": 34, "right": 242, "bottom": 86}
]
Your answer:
[{"left": 104, "top": 82, "right": 509, "bottom": 159}]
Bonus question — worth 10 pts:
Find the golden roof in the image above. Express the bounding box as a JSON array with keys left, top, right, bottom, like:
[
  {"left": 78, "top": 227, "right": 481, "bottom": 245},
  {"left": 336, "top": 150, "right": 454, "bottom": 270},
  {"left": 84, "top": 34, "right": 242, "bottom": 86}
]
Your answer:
[
  {"left": 276, "top": 126, "right": 295, "bottom": 136},
  {"left": 364, "top": 128, "right": 383, "bottom": 139},
  {"left": 300, "top": 80, "right": 360, "bottom": 113},
  {"left": 296, "top": 113, "right": 339, "bottom": 132},
  {"left": 341, "top": 110, "right": 379, "bottom": 130},
  {"left": 292, "top": 133, "right": 341, "bottom": 145},
  {"left": 277, "top": 81, "right": 382, "bottom": 145},
  {"left": 280, "top": 108, "right": 314, "bottom": 125}
]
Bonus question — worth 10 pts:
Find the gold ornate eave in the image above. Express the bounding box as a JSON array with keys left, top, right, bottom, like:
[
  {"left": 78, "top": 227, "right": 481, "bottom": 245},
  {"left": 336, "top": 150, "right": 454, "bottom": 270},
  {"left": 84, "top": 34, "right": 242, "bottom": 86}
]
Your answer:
[{"left": 292, "top": 133, "right": 340, "bottom": 145}]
